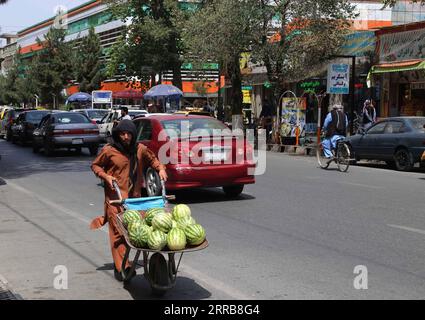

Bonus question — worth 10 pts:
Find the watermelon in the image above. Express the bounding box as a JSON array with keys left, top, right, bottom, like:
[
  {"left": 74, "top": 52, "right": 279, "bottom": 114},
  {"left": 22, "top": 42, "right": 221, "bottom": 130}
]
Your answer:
[
  {"left": 176, "top": 216, "right": 196, "bottom": 230},
  {"left": 128, "top": 221, "right": 147, "bottom": 248},
  {"left": 145, "top": 208, "right": 166, "bottom": 226},
  {"left": 147, "top": 230, "right": 167, "bottom": 250},
  {"left": 167, "top": 228, "right": 187, "bottom": 250},
  {"left": 122, "top": 210, "right": 142, "bottom": 228},
  {"left": 184, "top": 224, "right": 206, "bottom": 246},
  {"left": 152, "top": 212, "right": 173, "bottom": 233},
  {"left": 172, "top": 204, "right": 191, "bottom": 220}
]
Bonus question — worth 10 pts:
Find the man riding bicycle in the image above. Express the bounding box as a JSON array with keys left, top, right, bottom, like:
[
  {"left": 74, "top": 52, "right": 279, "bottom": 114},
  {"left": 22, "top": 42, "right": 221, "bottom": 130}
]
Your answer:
[{"left": 322, "top": 104, "right": 348, "bottom": 159}]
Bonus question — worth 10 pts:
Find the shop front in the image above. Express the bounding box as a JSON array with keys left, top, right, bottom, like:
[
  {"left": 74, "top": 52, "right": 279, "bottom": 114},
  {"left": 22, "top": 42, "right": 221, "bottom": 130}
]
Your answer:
[{"left": 369, "top": 22, "right": 425, "bottom": 118}]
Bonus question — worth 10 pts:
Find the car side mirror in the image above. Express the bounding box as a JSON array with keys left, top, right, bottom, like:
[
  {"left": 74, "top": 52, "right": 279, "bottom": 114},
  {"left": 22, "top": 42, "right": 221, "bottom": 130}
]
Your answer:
[{"left": 96, "top": 120, "right": 101, "bottom": 124}]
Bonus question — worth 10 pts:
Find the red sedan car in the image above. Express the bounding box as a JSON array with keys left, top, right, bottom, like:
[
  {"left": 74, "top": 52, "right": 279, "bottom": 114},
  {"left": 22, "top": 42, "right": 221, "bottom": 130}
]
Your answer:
[{"left": 133, "top": 114, "right": 255, "bottom": 197}]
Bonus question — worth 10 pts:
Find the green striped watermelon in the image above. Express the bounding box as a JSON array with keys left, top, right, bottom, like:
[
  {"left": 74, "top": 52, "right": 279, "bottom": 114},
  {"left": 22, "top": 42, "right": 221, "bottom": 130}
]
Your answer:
[
  {"left": 176, "top": 216, "right": 196, "bottom": 230},
  {"left": 184, "top": 224, "right": 206, "bottom": 246},
  {"left": 128, "top": 221, "right": 147, "bottom": 248},
  {"left": 167, "top": 228, "right": 187, "bottom": 250},
  {"left": 172, "top": 204, "right": 191, "bottom": 220},
  {"left": 152, "top": 212, "right": 173, "bottom": 233},
  {"left": 122, "top": 210, "right": 142, "bottom": 228},
  {"left": 147, "top": 230, "right": 167, "bottom": 250},
  {"left": 145, "top": 207, "right": 166, "bottom": 226}
]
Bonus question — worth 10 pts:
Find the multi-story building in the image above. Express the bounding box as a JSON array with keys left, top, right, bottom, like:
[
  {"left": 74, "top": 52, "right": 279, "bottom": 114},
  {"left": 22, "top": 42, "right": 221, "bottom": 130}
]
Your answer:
[
  {"left": 15, "top": 0, "right": 218, "bottom": 106},
  {"left": 0, "top": 33, "right": 17, "bottom": 76}
]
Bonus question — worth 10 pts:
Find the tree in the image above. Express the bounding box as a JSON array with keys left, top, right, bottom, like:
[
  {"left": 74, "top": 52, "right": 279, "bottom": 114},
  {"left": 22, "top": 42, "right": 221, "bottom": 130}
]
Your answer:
[
  {"left": 75, "top": 26, "right": 105, "bottom": 93},
  {"left": 28, "top": 27, "right": 74, "bottom": 108},
  {"left": 184, "top": 0, "right": 356, "bottom": 115},
  {"left": 183, "top": 0, "right": 263, "bottom": 116},
  {"left": 0, "top": 51, "right": 33, "bottom": 106},
  {"left": 382, "top": 0, "right": 425, "bottom": 6},
  {"left": 105, "top": 0, "right": 187, "bottom": 90}
]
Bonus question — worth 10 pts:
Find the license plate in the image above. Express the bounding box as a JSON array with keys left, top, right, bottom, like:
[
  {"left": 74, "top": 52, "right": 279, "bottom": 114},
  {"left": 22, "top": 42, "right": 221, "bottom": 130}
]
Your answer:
[
  {"left": 72, "top": 139, "right": 83, "bottom": 145},
  {"left": 204, "top": 152, "right": 226, "bottom": 161}
]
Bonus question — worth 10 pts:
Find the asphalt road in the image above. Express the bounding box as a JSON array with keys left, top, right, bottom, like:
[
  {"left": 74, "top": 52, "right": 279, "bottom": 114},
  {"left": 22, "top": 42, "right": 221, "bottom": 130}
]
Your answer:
[{"left": 1, "top": 140, "right": 425, "bottom": 300}]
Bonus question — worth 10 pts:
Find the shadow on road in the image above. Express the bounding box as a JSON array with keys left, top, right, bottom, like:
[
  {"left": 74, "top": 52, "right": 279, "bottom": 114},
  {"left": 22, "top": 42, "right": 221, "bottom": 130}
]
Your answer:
[
  {"left": 354, "top": 161, "right": 425, "bottom": 174},
  {"left": 123, "top": 275, "right": 211, "bottom": 300},
  {"left": 170, "top": 188, "right": 256, "bottom": 204}
]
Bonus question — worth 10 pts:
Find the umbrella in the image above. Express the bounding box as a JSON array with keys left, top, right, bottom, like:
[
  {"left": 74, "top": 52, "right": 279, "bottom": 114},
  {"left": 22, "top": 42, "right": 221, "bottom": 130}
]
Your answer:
[
  {"left": 143, "top": 84, "right": 183, "bottom": 100},
  {"left": 66, "top": 92, "right": 92, "bottom": 104}
]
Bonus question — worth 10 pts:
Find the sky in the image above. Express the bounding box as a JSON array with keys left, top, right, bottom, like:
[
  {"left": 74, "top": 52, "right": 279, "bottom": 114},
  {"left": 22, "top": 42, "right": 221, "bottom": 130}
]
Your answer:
[{"left": 0, "top": 0, "right": 88, "bottom": 45}]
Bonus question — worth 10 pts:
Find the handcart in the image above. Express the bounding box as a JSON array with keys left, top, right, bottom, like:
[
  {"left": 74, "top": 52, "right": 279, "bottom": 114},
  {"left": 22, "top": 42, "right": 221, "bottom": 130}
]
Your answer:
[{"left": 110, "top": 181, "right": 209, "bottom": 296}]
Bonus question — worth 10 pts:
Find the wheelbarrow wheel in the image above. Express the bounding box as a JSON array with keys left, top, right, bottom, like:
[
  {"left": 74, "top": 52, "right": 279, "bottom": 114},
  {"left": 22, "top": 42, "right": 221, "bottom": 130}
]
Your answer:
[{"left": 149, "top": 253, "right": 169, "bottom": 297}]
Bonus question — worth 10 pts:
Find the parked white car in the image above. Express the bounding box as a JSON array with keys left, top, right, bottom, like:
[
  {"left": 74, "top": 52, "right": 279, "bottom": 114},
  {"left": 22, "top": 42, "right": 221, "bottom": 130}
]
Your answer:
[
  {"left": 98, "top": 109, "right": 148, "bottom": 141},
  {"left": 71, "top": 108, "right": 109, "bottom": 124}
]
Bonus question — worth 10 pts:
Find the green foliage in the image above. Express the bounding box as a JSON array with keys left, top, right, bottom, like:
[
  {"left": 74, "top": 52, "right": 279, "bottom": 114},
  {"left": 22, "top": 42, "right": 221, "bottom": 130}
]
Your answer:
[
  {"left": 382, "top": 0, "right": 425, "bottom": 7},
  {"left": 75, "top": 26, "right": 105, "bottom": 93},
  {"left": 105, "top": 0, "right": 187, "bottom": 89},
  {"left": 0, "top": 51, "right": 35, "bottom": 106},
  {"left": 27, "top": 27, "right": 74, "bottom": 107},
  {"left": 184, "top": 0, "right": 357, "bottom": 110}
]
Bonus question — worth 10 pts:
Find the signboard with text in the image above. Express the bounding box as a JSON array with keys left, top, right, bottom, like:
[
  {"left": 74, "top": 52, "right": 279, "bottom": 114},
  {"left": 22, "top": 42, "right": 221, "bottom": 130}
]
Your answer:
[{"left": 327, "top": 64, "right": 350, "bottom": 95}]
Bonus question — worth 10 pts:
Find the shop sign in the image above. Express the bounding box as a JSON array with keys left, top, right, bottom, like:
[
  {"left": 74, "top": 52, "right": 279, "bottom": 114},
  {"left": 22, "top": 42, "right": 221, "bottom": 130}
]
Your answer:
[
  {"left": 299, "top": 81, "right": 321, "bottom": 91},
  {"left": 341, "top": 31, "right": 376, "bottom": 57},
  {"left": 327, "top": 64, "right": 350, "bottom": 95},
  {"left": 242, "top": 89, "right": 252, "bottom": 104},
  {"left": 280, "top": 98, "right": 307, "bottom": 138},
  {"left": 411, "top": 82, "right": 425, "bottom": 90},
  {"left": 379, "top": 28, "right": 425, "bottom": 63}
]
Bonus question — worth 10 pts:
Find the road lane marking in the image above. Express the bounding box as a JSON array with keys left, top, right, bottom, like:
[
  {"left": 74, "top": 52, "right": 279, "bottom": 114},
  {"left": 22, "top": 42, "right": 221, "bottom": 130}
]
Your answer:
[
  {"left": 387, "top": 224, "right": 425, "bottom": 236},
  {"left": 3, "top": 178, "right": 249, "bottom": 299},
  {"left": 338, "top": 181, "right": 383, "bottom": 189}
]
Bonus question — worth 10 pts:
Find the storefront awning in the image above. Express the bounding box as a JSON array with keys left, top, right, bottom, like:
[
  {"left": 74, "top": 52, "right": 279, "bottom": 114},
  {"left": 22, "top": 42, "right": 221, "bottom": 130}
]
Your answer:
[
  {"left": 369, "top": 59, "right": 425, "bottom": 74},
  {"left": 367, "top": 59, "right": 425, "bottom": 87}
]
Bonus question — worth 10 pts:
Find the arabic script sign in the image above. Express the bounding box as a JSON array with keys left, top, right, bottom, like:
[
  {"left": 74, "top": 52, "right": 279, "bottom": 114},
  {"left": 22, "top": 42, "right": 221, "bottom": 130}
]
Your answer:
[
  {"left": 379, "top": 28, "right": 425, "bottom": 63},
  {"left": 327, "top": 64, "right": 350, "bottom": 95}
]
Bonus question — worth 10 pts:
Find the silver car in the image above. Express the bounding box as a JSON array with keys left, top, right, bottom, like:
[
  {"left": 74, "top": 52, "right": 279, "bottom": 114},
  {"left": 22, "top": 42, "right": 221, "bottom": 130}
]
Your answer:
[
  {"left": 72, "top": 108, "right": 109, "bottom": 124},
  {"left": 32, "top": 112, "right": 101, "bottom": 156}
]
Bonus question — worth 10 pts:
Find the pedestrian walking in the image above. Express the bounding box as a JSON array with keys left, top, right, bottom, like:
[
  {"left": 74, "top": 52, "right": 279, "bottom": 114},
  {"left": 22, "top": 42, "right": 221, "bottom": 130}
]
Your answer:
[
  {"left": 361, "top": 99, "right": 376, "bottom": 131},
  {"left": 90, "top": 120, "right": 167, "bottom": 281}
]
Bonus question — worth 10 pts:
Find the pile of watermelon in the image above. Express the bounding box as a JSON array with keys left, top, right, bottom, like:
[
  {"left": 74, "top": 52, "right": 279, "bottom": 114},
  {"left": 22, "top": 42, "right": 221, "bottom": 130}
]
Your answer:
[{"left": 121, "top": 204, "right": 206, "bottom": 251}]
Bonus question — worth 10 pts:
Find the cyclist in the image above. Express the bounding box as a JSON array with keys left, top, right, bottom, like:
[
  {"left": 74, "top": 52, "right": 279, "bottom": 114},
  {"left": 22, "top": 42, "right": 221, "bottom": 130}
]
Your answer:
[{"left": 322, "top": 104, "right": 348, "bottom": 159}]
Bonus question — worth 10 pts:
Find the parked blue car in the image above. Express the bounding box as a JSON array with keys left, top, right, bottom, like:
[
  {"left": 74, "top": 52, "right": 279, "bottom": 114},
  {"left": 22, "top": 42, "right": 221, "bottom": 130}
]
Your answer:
[{"left": 346, "top": 117, "right": 425, "bottom": 171}]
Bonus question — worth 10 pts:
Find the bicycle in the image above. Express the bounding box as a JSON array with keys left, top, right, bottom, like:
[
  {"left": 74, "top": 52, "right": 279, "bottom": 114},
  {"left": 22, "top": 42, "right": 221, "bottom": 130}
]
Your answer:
[{"left": 316, "top": 137, "right": 351, "bottom": 172}]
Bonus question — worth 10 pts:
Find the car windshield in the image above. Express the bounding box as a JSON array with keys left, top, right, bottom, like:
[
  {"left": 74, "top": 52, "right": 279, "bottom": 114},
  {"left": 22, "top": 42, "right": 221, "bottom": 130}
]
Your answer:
[
  {"left": 26, "top": 111, "right": 49, "bottom": 121},
  {"left": 87, "top": 110, "right": 108, "bottom": 119},
  {"left": 54, "top": 113, "right": 90, "bottom": 124},
  {"left": 161, "top": 118, "right": 229, "bottom": 137},
  {"left": 408, "top": 118, "right": 425, "bottom": 132}
]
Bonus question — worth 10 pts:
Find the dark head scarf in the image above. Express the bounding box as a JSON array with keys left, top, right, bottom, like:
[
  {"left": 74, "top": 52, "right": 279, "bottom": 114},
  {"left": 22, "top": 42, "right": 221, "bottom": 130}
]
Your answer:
[{"left": 111, "top": 120, "right": 138, "bottom": 195}]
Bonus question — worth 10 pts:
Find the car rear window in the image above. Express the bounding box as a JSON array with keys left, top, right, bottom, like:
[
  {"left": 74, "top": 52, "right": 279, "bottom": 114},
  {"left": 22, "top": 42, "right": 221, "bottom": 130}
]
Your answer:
[
  {"left": 161, "top": 118, "right": 229, "bottom": 137},
  {"left": 87, "top": 110, "right": 108, "bottom": 119},
  {"left": 54, "top": 113, "right": 90, "bottom": 124},
  {"left": 26, "top": 111, "right": 49, "bottom": 121},
  {"left": 408, "top": 118, "right": 425, "bottom": 132}
]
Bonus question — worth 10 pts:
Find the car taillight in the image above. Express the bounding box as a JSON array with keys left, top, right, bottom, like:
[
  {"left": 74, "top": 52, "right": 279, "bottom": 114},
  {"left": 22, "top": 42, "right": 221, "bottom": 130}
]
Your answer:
[
  {"left": 84, "top": 128, "right": 99, "bottom": 134},
  {"left": 53, "top": 129, "right": 69, "bottom": 135},
  {"left": 91, "top": 120, "right": 97, "bottom": 125}
]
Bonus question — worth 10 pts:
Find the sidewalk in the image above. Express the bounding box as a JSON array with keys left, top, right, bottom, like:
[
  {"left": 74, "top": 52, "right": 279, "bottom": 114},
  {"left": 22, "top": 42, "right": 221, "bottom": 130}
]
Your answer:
[{"left": 267, "top": 143, "right": 316, "bottom": 156}]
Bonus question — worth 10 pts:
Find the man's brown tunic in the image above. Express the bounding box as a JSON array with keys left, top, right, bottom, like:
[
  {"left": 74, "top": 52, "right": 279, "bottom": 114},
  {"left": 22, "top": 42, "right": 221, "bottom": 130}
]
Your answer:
[{"left": 90, "top": 143, "right": 165, "bottom": 272}]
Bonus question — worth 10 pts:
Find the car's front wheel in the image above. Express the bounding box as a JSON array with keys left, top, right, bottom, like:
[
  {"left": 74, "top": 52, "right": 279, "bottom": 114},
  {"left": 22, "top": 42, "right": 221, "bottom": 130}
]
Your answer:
[
  {"left": 223, "top": 185, "right": 244, "bottom": 198},
  {"left": 145, "top": 167, "right": 162, "bottom": 197},
  {"left": 394, "top": 148, "right": 414, "bottom": 172}
]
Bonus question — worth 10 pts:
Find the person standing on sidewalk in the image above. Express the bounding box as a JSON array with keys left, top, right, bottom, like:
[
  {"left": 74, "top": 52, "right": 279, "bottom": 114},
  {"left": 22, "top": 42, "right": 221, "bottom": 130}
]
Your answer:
[
  {"left": 90, "top": 120, "right": 167, "bottom": 281},
  {"left": 361, "top": 99, "right": 376, "bottom": 131}
]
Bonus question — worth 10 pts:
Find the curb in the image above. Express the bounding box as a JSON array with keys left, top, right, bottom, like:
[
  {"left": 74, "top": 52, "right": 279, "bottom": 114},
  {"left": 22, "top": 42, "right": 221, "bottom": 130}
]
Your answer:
[{"left": 267, "top": 144, "right": 316, "bottom": 157}]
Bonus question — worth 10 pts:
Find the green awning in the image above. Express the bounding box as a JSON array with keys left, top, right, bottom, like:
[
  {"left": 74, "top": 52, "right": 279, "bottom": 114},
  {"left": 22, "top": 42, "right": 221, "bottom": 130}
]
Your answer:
[{"left": 367, "top": 60, "right": 425, "bottom": 87}]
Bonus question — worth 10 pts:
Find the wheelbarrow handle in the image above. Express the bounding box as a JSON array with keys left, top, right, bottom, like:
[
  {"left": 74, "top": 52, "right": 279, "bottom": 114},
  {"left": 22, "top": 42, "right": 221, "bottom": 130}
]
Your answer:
[{"left": 113, "top": 180, "right": 123, "bottom": 201}]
